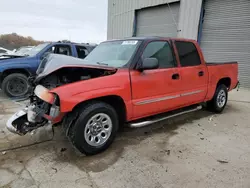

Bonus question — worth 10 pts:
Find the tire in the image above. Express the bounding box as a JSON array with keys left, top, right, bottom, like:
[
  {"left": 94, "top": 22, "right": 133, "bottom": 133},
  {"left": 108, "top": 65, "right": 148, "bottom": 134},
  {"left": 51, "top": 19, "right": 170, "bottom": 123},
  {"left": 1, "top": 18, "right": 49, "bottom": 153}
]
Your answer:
[
  {"left": 67, "top": 102, "right": 119, "bottom": 155},
  {"left": 2, "top": 73, "right": 29, "bottom": 98},
  {"left": 207, "top": 84, "right": 228, "bottom": 113}
]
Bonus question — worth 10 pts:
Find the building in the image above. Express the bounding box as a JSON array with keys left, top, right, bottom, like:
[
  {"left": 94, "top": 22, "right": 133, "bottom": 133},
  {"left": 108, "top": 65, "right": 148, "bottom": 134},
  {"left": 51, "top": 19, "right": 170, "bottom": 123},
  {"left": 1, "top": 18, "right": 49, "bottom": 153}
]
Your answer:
[{"left": 107, "top": 0, "right": 250, "bottom": 88}]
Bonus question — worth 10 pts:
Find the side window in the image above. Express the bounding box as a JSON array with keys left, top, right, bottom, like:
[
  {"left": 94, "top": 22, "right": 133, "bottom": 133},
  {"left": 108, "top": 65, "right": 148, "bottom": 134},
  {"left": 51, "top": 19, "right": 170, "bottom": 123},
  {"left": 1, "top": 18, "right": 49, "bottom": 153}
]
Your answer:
[
  {"left": 55, "top": 45, "right": 72, "bottom": 56},
  {"left": 76, "top": 46, "right": 89, "bottom": 59},
  {"left": 45, "top": 46, "right": 55, "bottom": 53},
  {"left": 142, "top": 41, "right": 175, "bottom": 68},
  {"left": 175, "top": 41, "right": 201, "bottom": 67}
]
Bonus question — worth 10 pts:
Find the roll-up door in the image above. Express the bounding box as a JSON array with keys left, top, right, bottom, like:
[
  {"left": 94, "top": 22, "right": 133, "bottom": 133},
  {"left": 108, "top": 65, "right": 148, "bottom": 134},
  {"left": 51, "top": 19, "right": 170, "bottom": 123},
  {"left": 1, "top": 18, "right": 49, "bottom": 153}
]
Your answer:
[
  {"left": 200, "top": 0, "right": 250, "bottom": 88},
  {"left": 136, "top": 2, "right": 180, "bottom": 37}
]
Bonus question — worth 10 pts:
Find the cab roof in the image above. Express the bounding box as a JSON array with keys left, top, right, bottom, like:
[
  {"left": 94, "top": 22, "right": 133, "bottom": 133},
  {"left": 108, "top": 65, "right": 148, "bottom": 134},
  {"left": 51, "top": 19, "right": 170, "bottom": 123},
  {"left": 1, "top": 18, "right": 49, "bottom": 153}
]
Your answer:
[{"left": 105, "top": 36, "right": 196, "bottom": 43}]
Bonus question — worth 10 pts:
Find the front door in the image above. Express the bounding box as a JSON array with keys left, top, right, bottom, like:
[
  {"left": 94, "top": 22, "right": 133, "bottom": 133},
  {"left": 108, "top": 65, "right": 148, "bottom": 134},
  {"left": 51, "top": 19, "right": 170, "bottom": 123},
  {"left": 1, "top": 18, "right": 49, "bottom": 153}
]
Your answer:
[
  {"left": 173, "top": 40, "right": 208, "bottom": 106},
  {"left": 130, "top": 41, "right": 182, "bottom": 119}
]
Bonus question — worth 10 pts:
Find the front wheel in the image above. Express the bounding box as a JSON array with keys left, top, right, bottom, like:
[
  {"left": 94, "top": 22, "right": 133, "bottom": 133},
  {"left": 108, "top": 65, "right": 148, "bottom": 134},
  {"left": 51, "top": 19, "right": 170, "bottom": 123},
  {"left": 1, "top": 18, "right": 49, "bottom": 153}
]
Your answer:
[
  {"left": 67, "top": 102, "right": 119, "bottom": 155},
  {"left": 2, "top": 73, "right": 29, "bottom": 98},
  {"left": 207, "top": 84, "right": 228, "bottom": 113}
]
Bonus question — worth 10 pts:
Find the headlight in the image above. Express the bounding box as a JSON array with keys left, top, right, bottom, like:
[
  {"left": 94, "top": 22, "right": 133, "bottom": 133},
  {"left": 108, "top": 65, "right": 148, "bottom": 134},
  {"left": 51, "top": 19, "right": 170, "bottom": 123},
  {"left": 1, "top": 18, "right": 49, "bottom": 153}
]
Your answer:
[{"left": 34, "top": 85, "right": 56, "bottom": 104}]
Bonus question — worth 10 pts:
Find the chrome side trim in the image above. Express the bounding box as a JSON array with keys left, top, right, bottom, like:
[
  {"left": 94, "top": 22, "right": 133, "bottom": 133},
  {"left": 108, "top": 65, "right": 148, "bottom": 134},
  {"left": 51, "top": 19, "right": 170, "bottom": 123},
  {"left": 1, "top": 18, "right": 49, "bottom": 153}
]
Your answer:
[
  {"left": 181, "top": 90, "right": 203, "bottom": 97},
  {"left": 129, "top": 106, "right": 202, "bottom": 128},
  {"left": 135, "top": 90, "right": 203, "bottom": 105},
  {"left": 135, "top": 95, "right": 180, "bottom": 105}
]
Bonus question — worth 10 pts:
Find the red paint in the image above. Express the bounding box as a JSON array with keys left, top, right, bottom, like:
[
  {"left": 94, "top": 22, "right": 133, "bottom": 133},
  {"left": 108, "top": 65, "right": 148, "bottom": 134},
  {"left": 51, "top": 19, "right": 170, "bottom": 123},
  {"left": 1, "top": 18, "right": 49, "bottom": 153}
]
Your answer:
[{"left": 48, "top": 39, "right": 238, "bottom": 123}]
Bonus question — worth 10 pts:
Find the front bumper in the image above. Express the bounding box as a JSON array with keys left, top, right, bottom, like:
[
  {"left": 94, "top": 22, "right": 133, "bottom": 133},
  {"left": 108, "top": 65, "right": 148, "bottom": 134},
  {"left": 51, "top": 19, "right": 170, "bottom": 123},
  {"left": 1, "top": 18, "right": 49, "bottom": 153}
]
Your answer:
[
  {"left": 6, "top": 105, "right": 63, "bottom": 135},
  {"left": 6, "top": 108, "right": 28, "bottom": 135},
  {"left": 6, "top": 85, "right": 64, "bottom": 135}
]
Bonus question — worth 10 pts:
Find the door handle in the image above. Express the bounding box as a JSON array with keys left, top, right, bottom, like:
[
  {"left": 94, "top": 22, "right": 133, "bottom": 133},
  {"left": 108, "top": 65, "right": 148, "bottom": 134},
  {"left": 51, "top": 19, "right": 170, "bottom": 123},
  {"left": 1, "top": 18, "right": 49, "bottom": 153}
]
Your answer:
[
  {"left": 172, "top": 73, "right": 180, "bottom": 80},
  {"left": 198, "top": 71, "right": 204, "bottom": 77}
]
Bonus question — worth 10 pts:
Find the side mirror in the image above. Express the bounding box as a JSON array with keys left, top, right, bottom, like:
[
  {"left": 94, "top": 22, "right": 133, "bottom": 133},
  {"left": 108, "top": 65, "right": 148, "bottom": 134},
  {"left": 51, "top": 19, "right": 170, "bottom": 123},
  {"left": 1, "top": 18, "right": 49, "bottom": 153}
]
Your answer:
[{"left": 139, "top": 58, "right": 159, "bottom": 71}]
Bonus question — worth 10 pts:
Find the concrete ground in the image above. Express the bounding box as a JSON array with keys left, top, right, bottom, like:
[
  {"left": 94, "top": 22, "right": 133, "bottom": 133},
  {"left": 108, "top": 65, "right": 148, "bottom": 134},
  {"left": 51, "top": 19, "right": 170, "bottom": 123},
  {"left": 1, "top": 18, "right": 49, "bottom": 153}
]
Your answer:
[{"left": 0, "top": 89, "right": 250, "bottom": 188}]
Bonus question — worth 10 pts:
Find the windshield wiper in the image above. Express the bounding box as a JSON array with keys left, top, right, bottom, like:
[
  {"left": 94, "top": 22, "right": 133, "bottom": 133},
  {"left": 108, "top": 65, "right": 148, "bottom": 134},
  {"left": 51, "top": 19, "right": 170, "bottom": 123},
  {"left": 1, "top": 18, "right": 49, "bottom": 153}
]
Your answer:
[{"left": 96, "top": 62, "right": 108, "bottom": 66}]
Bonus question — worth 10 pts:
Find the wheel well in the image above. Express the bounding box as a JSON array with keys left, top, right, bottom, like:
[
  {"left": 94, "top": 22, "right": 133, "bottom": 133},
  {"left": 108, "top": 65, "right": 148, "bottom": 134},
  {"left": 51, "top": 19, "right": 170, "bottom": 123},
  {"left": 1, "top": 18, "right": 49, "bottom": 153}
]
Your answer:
[
  {"left": 74, "top": 95, "right": 127, "bottom": 126},
  {"left": 1, "top": 69, "right": 31, "bottom": 84},
  {"left": 217, "top": 77, "right": 231, "bottom": 89}
]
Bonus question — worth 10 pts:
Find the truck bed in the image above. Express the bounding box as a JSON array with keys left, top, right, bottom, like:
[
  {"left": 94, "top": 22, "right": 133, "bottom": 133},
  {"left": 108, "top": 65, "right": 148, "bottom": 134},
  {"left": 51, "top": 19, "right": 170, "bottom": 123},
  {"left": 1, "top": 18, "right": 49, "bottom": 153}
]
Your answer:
[
  {"left": 206, "top": 61, "right": 238, "bottom": 92},
  {"left": 206, "top": 62, "right": 237, "bottom": 66}
]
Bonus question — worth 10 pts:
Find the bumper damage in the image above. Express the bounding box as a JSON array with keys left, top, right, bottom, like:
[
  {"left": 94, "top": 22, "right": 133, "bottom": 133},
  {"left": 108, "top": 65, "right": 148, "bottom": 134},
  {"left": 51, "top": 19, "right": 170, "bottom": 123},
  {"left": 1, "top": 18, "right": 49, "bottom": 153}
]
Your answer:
[
  {"left": 6, "top": 108, "right": 28, "bottom": 135},
  {"left": 6, "top": 85, "right": 64, "bottom": 135},
  {"left": 6, "top": 106, "right": 55, "bottom": 135}
]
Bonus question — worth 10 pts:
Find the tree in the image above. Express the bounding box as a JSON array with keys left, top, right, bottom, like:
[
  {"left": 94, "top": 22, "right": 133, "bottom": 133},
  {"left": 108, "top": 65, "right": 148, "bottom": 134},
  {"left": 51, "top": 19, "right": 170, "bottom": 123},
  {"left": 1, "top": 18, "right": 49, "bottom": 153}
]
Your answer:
[{"left": 0, "top": 33, "right": 45, "bottom": 50}]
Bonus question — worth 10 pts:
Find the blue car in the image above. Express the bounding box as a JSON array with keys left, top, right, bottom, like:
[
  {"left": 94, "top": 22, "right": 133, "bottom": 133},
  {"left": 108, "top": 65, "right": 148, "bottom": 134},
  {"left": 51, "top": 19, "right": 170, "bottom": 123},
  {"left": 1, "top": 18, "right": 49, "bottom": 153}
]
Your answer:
[{"left": 0, "top": 41, "right": 96, "bottom": 98}]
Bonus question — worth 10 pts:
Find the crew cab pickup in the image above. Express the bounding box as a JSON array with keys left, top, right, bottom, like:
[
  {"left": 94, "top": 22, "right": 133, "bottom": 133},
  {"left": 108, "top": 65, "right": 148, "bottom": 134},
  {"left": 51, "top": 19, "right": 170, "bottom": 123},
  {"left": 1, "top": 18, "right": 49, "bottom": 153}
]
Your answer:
[
  {"left": 6, "top": 37, "right": 239, "bottom": 155},
  {"left": 0, "top": 42, "right": 96, "bottom": 98}
]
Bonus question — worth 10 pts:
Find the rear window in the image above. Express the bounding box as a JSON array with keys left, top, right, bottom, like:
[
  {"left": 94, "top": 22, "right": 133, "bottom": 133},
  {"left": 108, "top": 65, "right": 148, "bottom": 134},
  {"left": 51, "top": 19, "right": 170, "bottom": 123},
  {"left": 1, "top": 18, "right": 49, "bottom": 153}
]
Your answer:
[{"left": 175, "top": 41, "right": 201, "bottom": 67}]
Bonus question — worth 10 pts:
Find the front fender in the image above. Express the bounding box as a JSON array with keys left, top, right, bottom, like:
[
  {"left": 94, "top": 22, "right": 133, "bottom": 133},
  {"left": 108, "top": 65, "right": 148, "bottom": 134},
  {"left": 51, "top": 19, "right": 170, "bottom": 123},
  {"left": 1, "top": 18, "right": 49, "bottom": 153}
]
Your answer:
[
  {"left": 0, "top": 64, "right": 33, "bottom": 86},
  {"left": 0, "top": 63, "right": 33, "bottom": 74},
  {"left": 53, "top": 87, "right": 130, "bottom": 113}
]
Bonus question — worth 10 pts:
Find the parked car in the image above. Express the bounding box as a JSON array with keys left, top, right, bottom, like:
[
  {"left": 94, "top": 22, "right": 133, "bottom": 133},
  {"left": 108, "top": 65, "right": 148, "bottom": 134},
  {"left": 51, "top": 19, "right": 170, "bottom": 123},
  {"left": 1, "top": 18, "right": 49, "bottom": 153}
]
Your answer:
[
  {"left": 14, "top": 46, "right": 34, "bottom": 55},
  {"left": 0, "top": 42, "right": 97, "bottom": 98},
  {"left": 6, "top": 37, "right": 239, "bottom": 155},
  {"left": 0, "top": 47, "right": 13, "bottom": 56}
]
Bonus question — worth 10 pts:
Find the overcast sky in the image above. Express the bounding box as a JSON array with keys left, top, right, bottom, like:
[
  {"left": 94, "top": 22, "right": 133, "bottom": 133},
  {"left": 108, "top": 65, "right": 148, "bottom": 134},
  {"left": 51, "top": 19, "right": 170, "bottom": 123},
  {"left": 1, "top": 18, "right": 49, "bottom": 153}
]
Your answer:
[{"left": 0, "top": 0, "right": 108, "bottom": 43}]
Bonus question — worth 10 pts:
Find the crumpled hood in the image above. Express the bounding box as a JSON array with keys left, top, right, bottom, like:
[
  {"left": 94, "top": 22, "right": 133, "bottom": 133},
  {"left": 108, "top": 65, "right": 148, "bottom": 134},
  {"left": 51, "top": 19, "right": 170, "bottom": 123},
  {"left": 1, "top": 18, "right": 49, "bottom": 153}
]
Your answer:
[{"left": 36, "top": 54, "right": 117, "bottom": 79}]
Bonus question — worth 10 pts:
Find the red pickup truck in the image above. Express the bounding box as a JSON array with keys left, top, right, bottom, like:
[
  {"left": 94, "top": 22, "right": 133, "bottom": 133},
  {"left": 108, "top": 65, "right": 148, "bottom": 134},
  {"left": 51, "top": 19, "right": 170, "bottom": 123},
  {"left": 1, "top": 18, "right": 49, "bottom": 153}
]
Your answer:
[{"left": 7, "top": 37, "right": 239, "bottom": 155}]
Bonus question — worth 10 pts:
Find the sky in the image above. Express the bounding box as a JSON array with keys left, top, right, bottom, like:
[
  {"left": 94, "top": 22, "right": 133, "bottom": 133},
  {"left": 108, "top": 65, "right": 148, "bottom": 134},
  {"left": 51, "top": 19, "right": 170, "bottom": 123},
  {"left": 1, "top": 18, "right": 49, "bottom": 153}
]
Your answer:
[{"left": 0, "top": 0, "right": 108, "bottom": 43}]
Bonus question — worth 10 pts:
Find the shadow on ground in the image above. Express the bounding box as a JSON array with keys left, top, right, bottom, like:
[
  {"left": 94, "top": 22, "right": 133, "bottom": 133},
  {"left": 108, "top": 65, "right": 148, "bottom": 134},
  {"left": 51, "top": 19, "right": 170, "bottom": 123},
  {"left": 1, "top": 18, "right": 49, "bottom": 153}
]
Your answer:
[
  {"left": 1, "top": 106, "right": 223, "bottom": 173},
  {"left": 1, "top": 86, "right": 243, "bottom": 173}
]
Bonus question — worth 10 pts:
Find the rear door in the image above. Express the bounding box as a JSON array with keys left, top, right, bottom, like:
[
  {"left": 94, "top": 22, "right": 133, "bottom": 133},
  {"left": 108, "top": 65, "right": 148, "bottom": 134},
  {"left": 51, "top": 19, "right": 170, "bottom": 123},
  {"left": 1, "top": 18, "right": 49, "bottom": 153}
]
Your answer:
[
  {"left": 130, "top": 40, "right": 182, "bottom": 119},
  {"left": 173, "top": 40, "right": 208, "bottom": 105}
]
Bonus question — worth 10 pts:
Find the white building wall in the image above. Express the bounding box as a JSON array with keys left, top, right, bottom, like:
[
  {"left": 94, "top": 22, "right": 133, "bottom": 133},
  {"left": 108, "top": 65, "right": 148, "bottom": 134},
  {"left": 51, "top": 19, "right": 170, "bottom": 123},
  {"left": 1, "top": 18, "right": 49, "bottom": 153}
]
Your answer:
[
  {"left": 177, "top": 0, "right": 203, "bottom": 40},
  {"left": 107, "top": 0, "right": 202, "bottom": 40}
]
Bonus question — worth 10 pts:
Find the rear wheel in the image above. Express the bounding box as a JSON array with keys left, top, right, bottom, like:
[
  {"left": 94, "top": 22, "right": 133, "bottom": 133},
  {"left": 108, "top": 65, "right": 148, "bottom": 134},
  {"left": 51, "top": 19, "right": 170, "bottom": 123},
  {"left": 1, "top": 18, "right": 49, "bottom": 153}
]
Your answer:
[
  {"left": 2, "top": 73, "right": 29, "bottom": 98},
  {"left": 67, "top": 102, "right": 119, "bottom": 155},
  {"left": 207, "top": 84, "right": 228, "bottom": 113}
]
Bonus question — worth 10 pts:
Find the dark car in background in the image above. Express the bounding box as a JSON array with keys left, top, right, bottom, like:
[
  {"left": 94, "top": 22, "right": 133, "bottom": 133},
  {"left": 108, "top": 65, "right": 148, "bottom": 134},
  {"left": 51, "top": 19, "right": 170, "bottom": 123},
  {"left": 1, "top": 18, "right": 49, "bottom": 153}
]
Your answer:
[{"left": 0, "top": 41, "right": 97, "bottom": 98}]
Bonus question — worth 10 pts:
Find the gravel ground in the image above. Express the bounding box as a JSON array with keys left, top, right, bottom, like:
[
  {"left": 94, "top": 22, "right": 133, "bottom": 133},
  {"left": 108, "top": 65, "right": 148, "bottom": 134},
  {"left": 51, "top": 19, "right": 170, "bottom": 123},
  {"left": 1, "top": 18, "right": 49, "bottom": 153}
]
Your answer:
[{"left": 0, "top": 89, "right": 250, "bottom": 188}]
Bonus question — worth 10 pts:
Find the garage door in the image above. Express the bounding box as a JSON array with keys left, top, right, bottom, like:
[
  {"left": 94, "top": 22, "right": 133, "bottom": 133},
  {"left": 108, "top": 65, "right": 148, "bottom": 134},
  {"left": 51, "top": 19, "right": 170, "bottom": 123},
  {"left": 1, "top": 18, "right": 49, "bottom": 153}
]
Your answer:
[
  {"left": 136, "top": 2, "right": 180, "bottom": 37},
  {"left": 200, "top": 0, "right": 250, "bottom": 88}
]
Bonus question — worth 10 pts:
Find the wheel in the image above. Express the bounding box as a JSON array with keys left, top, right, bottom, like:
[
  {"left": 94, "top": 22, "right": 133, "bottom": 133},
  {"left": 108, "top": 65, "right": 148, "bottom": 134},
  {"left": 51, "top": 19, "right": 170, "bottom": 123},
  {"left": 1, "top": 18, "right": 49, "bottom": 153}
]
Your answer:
[
  {"left": 67, "top": 102, "right": 119, "bottom": 155},
  {"left": 207, "top": 84, "right": 228, "bottom": 113},
  {"left": 2, "top": 73, "right": 29, "bottom": 98}
]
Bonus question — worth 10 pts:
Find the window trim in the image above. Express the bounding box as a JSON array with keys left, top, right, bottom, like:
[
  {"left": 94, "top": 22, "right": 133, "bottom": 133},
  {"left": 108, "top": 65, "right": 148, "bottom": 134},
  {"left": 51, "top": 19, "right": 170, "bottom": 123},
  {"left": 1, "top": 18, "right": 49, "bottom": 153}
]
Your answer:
[
  {"left": 55, "top": 44, "right": 72, "bottom": 56},
  {"left": 173, "top": 40, "right": 202, "bottom": 67},
  {"left": 139, "top": 40, "right": 177, "bottom": 69},
  {"left": 76, "top": 45, "right": 88, "bottom": 59},
  {"left": 43, "top": 44, "right": 72, "bottom": 56}
]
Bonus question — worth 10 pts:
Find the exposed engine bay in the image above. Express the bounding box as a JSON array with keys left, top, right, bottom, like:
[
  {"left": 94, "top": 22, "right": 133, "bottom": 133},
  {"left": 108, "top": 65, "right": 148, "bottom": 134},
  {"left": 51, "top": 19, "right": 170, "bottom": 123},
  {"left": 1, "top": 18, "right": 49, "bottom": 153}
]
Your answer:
[{"left": 37, "top": 67, "right": 115, "bottom": 89}]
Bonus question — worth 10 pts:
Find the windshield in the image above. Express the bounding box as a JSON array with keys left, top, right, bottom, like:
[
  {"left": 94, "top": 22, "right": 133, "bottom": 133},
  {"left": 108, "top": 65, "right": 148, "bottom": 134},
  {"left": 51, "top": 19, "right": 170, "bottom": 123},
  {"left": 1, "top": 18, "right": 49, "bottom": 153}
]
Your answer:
[
  {"left": 24, "top": 43, "right": 49, "bottom": 56},
  {"left": 84, "top": 40, "right": 141, "bottom": 67},
  {"left": 15, "top": 47, "right": 33, "bottom": 55}
]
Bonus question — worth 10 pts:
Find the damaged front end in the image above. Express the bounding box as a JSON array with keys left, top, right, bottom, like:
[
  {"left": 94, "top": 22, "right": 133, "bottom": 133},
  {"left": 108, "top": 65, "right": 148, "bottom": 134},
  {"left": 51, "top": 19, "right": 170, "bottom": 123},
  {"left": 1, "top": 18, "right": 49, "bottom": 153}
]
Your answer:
[
  {"left": 6, "top": 85, "right": 63, "bottom": 135},
  {"left": 6, "top": 54, "right": 117, "bottom": 135}
]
